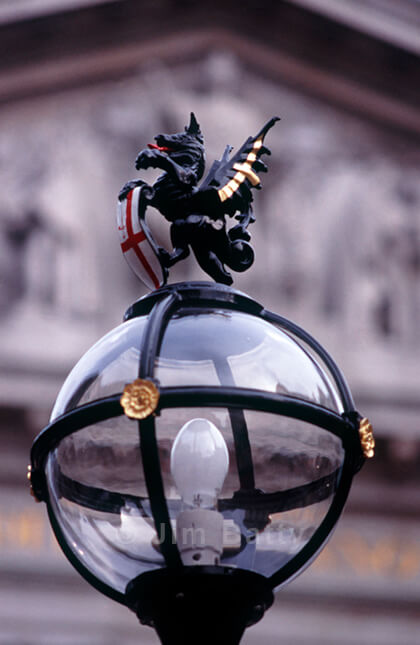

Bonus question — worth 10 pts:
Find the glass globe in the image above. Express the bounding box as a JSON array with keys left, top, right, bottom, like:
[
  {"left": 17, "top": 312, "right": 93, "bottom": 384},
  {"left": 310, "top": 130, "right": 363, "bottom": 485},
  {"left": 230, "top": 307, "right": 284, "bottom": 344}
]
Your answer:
[{"left": 32, "top": 282, "right": 361, "bottom": 609}]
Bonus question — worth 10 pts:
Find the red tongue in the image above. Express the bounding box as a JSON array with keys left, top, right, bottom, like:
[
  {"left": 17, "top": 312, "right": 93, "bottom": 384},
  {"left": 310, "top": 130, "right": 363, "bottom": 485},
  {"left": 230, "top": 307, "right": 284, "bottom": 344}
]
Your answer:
[{"left": 148, "top": 143, "right": 172, "bottom": 152}]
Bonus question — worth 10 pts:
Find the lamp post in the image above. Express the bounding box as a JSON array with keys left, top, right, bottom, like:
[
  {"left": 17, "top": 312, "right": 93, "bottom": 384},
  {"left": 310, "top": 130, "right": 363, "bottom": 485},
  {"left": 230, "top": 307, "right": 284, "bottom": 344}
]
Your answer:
[{"left": 29, "top": 115, "right": 374, "bottom": 645}]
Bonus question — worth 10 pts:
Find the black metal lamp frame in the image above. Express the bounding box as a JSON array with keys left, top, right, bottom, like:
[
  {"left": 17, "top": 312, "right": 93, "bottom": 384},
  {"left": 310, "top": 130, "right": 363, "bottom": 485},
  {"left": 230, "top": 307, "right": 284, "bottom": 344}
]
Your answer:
[{"left": 30, "top": 282, "right": 365, "bottom": 644}]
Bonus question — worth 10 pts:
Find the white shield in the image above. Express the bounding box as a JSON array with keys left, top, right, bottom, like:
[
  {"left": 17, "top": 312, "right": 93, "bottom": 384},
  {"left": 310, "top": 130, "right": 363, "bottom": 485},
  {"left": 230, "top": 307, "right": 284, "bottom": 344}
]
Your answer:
[{"left": 117, "top": 186, "right": 165, "bottom": 291}]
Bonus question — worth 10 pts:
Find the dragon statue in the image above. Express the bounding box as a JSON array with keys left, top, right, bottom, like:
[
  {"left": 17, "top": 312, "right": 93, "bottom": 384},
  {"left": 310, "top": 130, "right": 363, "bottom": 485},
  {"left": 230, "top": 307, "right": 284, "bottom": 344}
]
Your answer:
[{"left": 117, "top": 113, "right": 279, "bottom": 289}]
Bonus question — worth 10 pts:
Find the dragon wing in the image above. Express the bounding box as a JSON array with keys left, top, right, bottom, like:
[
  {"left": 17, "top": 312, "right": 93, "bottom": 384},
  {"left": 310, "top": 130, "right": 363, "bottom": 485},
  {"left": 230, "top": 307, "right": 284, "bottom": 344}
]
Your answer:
[{"left": 200, "top": 116, "right": 280, "bottom": 217}]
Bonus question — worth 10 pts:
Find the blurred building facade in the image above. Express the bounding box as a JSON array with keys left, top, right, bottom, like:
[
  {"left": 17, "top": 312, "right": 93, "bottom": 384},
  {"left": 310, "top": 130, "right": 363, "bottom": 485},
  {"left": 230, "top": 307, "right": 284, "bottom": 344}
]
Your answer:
[{"left": 0, "top": 1, "right": 419, "bottom": 643}]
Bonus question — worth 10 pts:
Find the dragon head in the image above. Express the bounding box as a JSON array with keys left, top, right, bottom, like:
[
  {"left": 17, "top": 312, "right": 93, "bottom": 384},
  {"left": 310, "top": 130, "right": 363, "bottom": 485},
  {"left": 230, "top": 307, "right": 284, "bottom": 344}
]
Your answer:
[{"left": 148, "top": 113, "right": 205, "bottom": 181}]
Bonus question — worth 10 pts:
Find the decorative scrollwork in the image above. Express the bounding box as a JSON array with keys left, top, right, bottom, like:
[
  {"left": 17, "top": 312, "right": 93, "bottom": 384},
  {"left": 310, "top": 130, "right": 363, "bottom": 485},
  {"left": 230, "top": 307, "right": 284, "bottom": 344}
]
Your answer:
[
  {"left": 359, "top": 418, "right": 375, "bottom": 458},
  {"left": 120, "top": 378, "right": 160, "bottom": 420}
]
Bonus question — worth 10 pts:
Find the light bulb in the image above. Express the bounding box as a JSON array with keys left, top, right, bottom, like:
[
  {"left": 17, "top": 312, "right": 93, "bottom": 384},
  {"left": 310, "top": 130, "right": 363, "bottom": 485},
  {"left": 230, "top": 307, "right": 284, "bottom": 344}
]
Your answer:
[
  {"left": 170, "top": 418, "right": 229, "bottom": 509},
  {"left": 170, "top": 418, "right": 230, "bottom": 565}
]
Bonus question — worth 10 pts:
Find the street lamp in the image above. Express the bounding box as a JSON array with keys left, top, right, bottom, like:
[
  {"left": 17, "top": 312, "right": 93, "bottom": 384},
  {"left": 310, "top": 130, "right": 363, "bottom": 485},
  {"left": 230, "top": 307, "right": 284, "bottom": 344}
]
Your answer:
[{"left": 29, "top": 115, "right": 374, "bottom": 644}]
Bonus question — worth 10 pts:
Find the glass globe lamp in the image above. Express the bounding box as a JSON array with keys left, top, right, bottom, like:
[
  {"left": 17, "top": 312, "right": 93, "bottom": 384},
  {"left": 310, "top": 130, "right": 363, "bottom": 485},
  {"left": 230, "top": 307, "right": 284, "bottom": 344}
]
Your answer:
[{"left": 30, "top": 282, "right": 372, "bottom": 644}]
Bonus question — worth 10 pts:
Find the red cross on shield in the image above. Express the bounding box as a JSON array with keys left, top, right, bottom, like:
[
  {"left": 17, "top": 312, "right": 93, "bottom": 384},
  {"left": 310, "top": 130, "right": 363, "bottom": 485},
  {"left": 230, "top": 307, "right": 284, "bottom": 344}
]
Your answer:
[{"left": 117, "top": 186, "right": 165, "bottom": 291}]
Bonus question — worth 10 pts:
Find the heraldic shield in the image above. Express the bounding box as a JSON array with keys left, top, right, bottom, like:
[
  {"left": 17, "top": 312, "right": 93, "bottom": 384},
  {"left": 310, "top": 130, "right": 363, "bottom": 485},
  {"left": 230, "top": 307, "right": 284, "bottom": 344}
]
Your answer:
[{"left": 117, "top": 186, "right": 167, "bottom": 291}]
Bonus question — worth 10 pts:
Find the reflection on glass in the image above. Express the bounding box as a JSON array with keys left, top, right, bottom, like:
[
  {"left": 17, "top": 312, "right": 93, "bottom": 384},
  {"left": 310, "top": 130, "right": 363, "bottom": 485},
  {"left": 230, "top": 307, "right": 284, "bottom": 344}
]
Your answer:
[
  {"left": 51, "top": 317, "right": 147, "bottom": 419},
  {"left": 52, "top": 308, "right": 344, "bottom": 423}
]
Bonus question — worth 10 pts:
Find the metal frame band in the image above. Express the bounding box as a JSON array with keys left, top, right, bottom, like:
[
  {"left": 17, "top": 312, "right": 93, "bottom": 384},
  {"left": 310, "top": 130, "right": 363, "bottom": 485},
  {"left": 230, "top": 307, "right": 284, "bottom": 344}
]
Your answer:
[
  {"left": 31, "top": 388, "right": 359, "bottom": 475},
  {"left": 213, "top": 360, "right": 255, "bottom": 490},
  {"left": 46, "top": 492, "right": 128, "bottom": 606},
  {"left": 269, "top": 451, "right": 355, "bottom": 588},
  {"left": 123, "top": 281, "right": 263, "bottom": 322},
  {"left": 138, "top": 293, "right": 183, "bottom": 567},
  {"left": 261, "top": 309, "right": 356, "bottom": 413},
  {"left": 138, "top": 292, "right": 180, "bottom": 378}
]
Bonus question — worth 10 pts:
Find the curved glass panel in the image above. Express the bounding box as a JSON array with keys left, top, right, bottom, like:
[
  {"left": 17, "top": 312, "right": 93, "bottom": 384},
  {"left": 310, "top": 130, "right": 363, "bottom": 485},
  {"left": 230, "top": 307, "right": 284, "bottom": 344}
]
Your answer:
[
  {"left": 45, "top": 407, "right": 344, "bottom": 592},
  {"left": 46, "top": 416, "right": 163, "bottom": 594},
  {"left": 266, "top": 315, "right": 349, "bottom": 411},
  {"left": 156, "top": 310, "right": 343, "bottom": 412},
  {"left": 51, "top": 307, "right": 343, "bottom": 422},
  {"left": 51, "top": 317, "right": 147, "bottom": 420}
]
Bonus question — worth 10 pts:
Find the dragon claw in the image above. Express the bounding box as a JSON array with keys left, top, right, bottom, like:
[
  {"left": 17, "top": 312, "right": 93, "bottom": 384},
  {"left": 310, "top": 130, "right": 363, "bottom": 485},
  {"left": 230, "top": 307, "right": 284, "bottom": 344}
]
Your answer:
[
  {"left": 135, "top": 149, "right": 157, "bottom": 170},
  {"left": 118, "top": 179, "right": 147, "bottom": 201}
]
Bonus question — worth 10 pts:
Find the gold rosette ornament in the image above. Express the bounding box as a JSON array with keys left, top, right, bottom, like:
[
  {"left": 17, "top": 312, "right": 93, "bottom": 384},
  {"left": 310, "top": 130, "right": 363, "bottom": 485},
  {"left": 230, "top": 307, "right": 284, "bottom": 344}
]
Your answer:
[
  {"left": 120, "top": 378, "right": 160, "bottom": 420},
  {"left": 359, "top": 418, "right": 375, "bottom": 458}
]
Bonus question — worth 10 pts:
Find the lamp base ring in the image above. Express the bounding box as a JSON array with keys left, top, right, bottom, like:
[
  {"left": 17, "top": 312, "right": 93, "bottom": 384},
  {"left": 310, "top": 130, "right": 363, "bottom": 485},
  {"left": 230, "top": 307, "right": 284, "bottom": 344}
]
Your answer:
[{"left": 126, "top": 566, "right": 273, "bottom": 645}]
